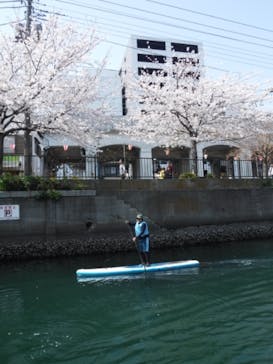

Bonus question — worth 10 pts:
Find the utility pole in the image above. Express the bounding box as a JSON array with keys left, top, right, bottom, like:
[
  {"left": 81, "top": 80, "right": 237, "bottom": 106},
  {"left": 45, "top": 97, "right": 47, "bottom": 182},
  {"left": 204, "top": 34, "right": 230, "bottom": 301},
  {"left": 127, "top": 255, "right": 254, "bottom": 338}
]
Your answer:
[
  {"left": 20, "top": 0, "right": 43, "bottom": 176},
  {"left": 25, "top": 0, "right": 33, "bottom": 35},
  {"left": 24, "top": 0, "right": 33, "bottom": 176}
]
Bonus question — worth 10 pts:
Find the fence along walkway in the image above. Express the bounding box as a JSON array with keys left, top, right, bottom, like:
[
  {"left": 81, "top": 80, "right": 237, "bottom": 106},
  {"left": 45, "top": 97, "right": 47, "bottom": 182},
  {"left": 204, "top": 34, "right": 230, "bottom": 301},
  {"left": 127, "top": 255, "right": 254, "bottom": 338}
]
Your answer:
[{"left": 1, "top": 155, "right": 271, "bottom": 179}]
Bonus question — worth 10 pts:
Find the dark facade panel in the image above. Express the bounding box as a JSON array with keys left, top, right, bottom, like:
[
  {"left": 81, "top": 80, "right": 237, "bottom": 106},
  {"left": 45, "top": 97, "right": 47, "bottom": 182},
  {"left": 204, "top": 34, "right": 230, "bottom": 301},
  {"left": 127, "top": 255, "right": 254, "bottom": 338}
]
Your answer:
[
  {"left": 171, "top": 43, "right": 199, "bottom": 53},
  {"left": 138, "top": 67, "right": 163, "bottom": 75},
  {"left": 137, "top": 53, "right": 166, "bottom": 63},
  {"left": 172, "top": 57, "right": 199, "bottom": 66},
  {"left": 137, "top": 39, "right": 166, "bottom": 50}
]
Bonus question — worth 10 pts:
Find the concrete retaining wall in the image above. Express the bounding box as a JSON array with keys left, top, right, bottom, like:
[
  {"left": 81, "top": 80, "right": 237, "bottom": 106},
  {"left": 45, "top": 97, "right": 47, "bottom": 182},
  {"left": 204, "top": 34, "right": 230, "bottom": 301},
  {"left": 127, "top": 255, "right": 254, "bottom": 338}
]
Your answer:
[
  {"left": 1, "top": 179, "right": 273, "bottom": 261},
  {"left": 1, "top": 179, "right": 273, "bottom": 237}
]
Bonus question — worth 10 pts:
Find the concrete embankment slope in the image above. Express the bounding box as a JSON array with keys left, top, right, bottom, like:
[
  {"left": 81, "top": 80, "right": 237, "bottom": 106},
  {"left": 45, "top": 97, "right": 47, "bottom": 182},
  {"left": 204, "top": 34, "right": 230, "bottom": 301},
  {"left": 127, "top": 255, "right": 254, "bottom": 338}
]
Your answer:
[{"left": 1, "top": 179, "right": 273, "bottom": 260}]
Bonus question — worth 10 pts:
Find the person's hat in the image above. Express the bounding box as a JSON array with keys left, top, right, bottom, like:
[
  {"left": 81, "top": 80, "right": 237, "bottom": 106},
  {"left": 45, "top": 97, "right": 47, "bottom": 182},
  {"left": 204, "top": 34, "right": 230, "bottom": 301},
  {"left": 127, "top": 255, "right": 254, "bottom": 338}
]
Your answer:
[{"left": 136, "top": 213, "right": 143, "bottom": 219}]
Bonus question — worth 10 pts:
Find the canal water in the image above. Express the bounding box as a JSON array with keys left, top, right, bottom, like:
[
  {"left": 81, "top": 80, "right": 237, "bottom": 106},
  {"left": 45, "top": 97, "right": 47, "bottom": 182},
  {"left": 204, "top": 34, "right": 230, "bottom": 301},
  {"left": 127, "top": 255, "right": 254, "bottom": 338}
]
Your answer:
[{"left": 1, "top": 238, "right": 273, "bottom": 364}]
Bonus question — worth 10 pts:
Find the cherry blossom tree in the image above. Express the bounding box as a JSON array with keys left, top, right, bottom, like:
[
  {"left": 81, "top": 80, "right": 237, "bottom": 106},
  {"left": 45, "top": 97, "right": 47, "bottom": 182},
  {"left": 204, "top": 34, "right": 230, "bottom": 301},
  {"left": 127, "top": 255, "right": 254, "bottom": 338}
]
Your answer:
[
  {"left": 244, "top": 112, "right": 273, "bottom": 177},
  {"left": 120, "top": 60, "right": 268, "bottom": 172},
  {"left": 0, "top": 16, "right": 110, "bottom": 175}
]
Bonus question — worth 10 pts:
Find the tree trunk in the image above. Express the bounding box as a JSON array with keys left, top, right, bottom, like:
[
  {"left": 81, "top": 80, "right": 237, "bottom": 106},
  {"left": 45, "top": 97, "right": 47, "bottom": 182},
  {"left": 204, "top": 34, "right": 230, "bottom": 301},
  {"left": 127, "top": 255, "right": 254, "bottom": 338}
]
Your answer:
[
  {"left": 265, "top": 161, "right": 269, "bottom": 178},
  {"left": 189, "top": 139, "right": 198, "bottom": 175},
  {"left": 0, "top": 132, "right": 4, "bottom": 176},
  {"left": 24, "top": 111, "right": 32, "bottom": 176}
]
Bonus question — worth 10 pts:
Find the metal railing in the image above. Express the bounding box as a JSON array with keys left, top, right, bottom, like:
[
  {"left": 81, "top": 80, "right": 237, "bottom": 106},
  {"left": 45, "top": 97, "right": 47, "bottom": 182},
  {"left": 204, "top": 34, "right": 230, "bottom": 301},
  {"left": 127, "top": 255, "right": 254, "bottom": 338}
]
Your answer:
[{"left": 1, "top": 154, "right": 271, "bottom": 179}]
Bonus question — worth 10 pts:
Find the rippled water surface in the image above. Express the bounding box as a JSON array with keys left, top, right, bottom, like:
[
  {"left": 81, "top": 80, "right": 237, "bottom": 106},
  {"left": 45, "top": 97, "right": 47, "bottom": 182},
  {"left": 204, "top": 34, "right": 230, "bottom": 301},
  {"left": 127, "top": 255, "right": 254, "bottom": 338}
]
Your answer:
[{"left": 1, "top": 239, "right": 273, "bottom": 364}]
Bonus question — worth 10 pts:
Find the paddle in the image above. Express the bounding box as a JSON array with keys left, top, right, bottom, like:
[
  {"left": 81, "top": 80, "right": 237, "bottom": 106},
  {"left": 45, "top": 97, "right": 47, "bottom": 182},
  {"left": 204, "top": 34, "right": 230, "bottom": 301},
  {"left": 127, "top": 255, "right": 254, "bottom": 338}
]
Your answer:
[{"left": 125, "top": 221, "right": 145, "bottom": 266}]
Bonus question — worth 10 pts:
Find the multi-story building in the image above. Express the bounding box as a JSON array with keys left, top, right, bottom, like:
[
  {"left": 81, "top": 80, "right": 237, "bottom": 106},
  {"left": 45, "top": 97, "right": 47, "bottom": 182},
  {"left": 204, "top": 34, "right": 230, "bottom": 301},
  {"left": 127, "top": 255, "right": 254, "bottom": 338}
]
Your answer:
[{"left": 119, "top": 35, "right": 204, "bottom": 116}]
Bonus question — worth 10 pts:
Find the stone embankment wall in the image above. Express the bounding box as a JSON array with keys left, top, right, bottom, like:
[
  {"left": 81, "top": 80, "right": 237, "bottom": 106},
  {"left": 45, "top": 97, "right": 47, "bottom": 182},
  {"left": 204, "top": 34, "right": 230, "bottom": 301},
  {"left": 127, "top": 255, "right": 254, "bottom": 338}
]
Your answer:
[
  {"left": 1, "top": 179, "right": 273, "bottom": 260},
  {"left": 1, "top": 221, "right": 273, "bottom": 261}
]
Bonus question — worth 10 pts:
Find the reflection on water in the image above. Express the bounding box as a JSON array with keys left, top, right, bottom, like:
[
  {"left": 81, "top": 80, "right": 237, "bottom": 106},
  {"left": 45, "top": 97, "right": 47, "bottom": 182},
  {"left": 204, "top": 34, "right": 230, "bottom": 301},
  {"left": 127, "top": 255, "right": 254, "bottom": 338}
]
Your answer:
[{"left": 1, "top": 238, "right": 273, "bottom": 364}]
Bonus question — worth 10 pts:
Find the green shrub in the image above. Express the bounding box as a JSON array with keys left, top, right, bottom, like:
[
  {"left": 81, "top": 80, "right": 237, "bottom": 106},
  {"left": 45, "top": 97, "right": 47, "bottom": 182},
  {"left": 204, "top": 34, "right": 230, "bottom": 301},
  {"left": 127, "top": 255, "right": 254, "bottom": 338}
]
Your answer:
[
  {"left": 23, "top": 176, "right": 42, "bottom": 190},
  {"left": 206, "top": 173, "right": 214, "bottom": 178},
  {"left": 178, "top": 172, "right": 197, "bottom": 179},
  {"left": 36, "top": 177, "right": 56, "bottom": 191},
  {"left": 261, "top": 178, "right": 273, "bottom": 187},
  {"left": 0, "top": 173, "right": 26, "bottom": 191},
  {"left": 0, "top": 174, "right": 88, "bottom": 200},
  {"left": 69, "top": 177, "right": 87, "bottom": 190},
  {"left": 56, "top": 177, "right": 74, "bottom": 190},
  {"left": 35, "top": 189, "right": 62, "bottom": 201}
]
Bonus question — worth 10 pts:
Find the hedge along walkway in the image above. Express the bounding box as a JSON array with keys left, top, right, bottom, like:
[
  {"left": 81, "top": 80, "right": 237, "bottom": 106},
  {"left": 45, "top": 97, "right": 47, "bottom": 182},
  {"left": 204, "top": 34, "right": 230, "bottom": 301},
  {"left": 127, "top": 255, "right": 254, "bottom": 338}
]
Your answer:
[{"left": 1, "top": 221, "right": 273, "bottom": 261}]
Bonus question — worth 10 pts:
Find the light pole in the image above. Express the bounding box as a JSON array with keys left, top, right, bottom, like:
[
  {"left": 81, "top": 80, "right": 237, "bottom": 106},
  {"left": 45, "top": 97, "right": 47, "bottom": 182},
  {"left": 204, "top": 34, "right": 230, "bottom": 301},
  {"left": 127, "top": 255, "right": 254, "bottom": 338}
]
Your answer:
[
  {"left": 203, "top": 152, "right": 208, "bottom": 177},
  {"left": 123, "top": 144, "right": 126, "bottom": 166}
]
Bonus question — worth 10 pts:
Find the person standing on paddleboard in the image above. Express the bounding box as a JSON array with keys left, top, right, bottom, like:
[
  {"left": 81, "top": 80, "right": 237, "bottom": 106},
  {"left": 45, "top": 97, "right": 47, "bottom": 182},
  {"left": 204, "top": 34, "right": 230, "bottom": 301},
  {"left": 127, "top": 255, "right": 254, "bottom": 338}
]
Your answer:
[{"left": 127, "top": 214, "right": 150, "bottom": 266}]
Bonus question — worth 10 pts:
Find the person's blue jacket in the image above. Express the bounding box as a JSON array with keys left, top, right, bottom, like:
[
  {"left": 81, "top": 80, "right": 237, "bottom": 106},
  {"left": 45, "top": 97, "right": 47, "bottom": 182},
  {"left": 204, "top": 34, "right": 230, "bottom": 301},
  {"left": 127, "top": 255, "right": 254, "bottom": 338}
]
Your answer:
[{"left": 135, "top": 220, "right": 149, "bottom": 241}]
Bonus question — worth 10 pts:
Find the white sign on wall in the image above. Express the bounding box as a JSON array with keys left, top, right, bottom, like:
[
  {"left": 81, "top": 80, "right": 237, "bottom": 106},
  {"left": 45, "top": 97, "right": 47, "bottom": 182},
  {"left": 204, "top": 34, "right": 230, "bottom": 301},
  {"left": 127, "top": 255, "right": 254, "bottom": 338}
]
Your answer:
[{"left": 0, "top": 205, "right": 20, "bottom": 220}]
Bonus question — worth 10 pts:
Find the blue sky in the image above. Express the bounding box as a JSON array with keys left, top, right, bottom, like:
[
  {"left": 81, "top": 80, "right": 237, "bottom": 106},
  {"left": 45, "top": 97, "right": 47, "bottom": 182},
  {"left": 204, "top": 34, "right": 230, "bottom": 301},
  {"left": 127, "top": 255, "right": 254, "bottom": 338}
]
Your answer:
[{"left": 1, "top": 0, "right": 273, "bottom": 84}]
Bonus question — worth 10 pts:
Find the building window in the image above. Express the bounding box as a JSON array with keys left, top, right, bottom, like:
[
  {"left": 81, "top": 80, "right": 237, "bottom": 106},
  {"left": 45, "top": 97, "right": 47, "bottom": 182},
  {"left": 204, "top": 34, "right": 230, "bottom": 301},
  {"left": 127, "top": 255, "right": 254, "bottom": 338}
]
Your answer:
[
  {"left": 171, "top": 43, "right": 199, "bottom": 53},
  {"left": 137, "top": 39, "right": 166, "bottom": 50},
  {"left": 172, "top": 57, "right": 199, "bottom": 66},
  {"left": 137, "top": 54, "right": 166, "bottom": 63},
  {"left": 138, "top": 67, "right": 163, "bottom": 75}
]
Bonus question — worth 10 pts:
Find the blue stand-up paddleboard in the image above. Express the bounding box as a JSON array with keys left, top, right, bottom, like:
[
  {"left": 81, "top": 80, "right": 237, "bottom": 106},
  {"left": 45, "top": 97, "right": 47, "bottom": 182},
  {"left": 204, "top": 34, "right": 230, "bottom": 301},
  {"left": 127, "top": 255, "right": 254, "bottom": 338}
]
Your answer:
[{"left": 76, "top": 260, "right": 200, "bottom": 281}]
